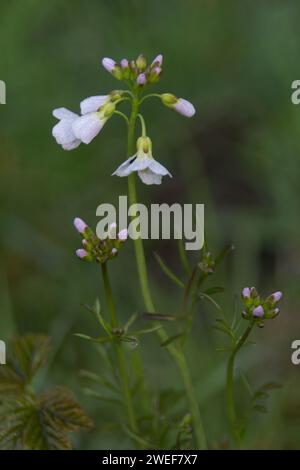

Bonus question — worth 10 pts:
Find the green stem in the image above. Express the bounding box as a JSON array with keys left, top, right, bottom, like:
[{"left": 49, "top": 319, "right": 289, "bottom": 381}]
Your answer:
[
  {"left": 226, "top": 322, "right": 254, "bottom": 448},
  {"left": 137, "top": 114, "right": 147, "bottom": 137},
  {"left": 126, "top": 98, "right": 207, "bottom": 449},
  {"left": 101, "top": 263, "right": 138, "bottom": 434},
  {"left": 140, "top": 93, "right": 162, "bottom": 104}
]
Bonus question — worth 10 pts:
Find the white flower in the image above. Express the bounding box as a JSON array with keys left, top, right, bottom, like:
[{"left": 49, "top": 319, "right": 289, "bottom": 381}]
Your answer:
[
  {"left": 72, "top": 97, "right": 115, "bottom": 145},
  {"left": 161, "top": 93, "right": 196, "bottom": 117},
  {"left": 72, "top": 113, "right": 106, "bottom": 144},
  {"left": 52, "top": 108, "right": 81, "bottom": 150},
  {"left": 112, "top": 136, "right": 171, "bottom": 185},
  {"left": 80, "top": 95, "right": 109, "bottom": 114}
]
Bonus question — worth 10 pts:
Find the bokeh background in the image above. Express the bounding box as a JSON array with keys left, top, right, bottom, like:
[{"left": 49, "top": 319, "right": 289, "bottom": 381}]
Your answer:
[{"left": 1, "top": 0, "right": 300, "bottom": 449}]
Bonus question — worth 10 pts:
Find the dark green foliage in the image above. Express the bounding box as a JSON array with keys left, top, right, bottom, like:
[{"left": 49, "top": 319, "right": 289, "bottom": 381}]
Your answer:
[{"left": 0, "top": 335, "right": 92, "bottom": 450}]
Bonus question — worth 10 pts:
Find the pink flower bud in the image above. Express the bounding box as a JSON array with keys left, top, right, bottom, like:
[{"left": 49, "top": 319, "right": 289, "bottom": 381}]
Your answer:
[
  {"left": 137, "top": 73, "right": 146, "bottom": 85},
  {"left": 271, "top": 291, "right": 283, "bottom": 302},
  {"left": 74, "top": 217, "right": 87, "bottom": 234},
  {"left": 152, "top": 66, "right": 162, "bottom": 75},
  {"left": 151, "top": 54, "right": 163, "bottom": 67},
  {"left": 120, "top": 58, "right": 129, "bottom": 68},
  {"left": 253, "top": 305, "right": 264, "bottom": 318},
  {"left": 76, "top": 248, "right": 88, "bottom": 259},
  {"left": 102, "top": 57, "right": 116, "bottom": 73},
  {"left": 174, "top": 98, "right": 195, "bottom": 117},
  {"left": 118, "top": 229, "right": 128, "bottom": 241},
  {"left": 242, "top": 287, "right": 251, "bottom": 299}
]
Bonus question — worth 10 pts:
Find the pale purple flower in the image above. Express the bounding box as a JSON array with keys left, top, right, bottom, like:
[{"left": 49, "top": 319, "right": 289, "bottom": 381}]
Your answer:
[
  {"left": 120, "top": 58, "right": 129, "bottom": 68},
  {"left": 76, "top": 248, "right": 89, "bottom": 259},
  {"left": 118, "top": 229, "right": 128, "bottom": 241},
  {"left": 102, "top": 57, "right": 116, "bottom": 73},
  {"left": 273, "top": 308, "right": 280, "bottom": 316},
  {"left": 74, "top": 217, "right": 88, "bottom": 234},
  {"left": 151, "top": 54, "right": 163, "bottom": 67},
  {"left": 152, "top": 66, "right": 162, "bottom": 75},
  {"left": 112, "top": 136, "right": 171, "bottom": 185},
  {"left": 52, "top": 108, "right": 81, "bottom": 150},
  {"left": 271, "top": 291, "right": 283, "bottom": 302},
  {"left": 111, "top": 248, "right": 118, "bottom": 255},
  {"left": 242, "top": 287, "right": 251, "bottom": 299},
  {"left": 174, "top": 98, "right": 195, "bottom": 117},
  {"left": 137, "top": 73, "right": 146, "bottom": 85},
  {"left": 253, "top": 305, "right": 264, "bottom": 318}
]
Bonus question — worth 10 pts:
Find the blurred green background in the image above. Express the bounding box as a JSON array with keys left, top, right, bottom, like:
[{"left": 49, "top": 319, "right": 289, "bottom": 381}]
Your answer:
[{"left": 1, "top": 0, "right": 300, "bottom": 449}]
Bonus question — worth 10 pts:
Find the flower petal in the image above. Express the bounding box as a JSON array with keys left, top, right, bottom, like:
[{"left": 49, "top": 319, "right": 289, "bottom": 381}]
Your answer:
[
  {"left": 112, "top": 156, "right": 136, "bottom": 177},
  {"left": 174, "top": 98, "right": 195, "bottom": 117},
  {"left": 149, "top": 159, "right": 172, "bottom": 177},
  {"left": 80, "top": 95, "right": 108, "bottom": 114},
  {"left": 129, "top": 155, "right": 152, "bottom": 172},
  {"left": 62, "top": 139, "right": 81, "bottom": 150},
  {"left": 138, "top": 168, "right": 162, "bottom": 185},
  {"left": 52, "top": 119, "right": 77, "bottom": 145},
  {"left": 72, "top": 113, "right": 105, "bottom": 144},
  {"left": 53, "top": 107, "right": 78, "bottom": 120},
  {"left": 112, "top": 154, "right": 151, "bottom": 177}
]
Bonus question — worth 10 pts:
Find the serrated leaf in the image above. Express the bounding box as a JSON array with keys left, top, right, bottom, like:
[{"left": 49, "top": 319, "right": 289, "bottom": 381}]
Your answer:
[
  {"left": 0, "top": 335, "right": 49, "bottom": 398},
  {"left": 0, "top": 388, "right": 92, "bottom": 450}
]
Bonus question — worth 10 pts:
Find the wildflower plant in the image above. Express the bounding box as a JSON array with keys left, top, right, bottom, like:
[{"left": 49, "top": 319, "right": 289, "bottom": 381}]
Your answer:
[{"left": 50, "top": 53, "right": 283, "bottom": 450}]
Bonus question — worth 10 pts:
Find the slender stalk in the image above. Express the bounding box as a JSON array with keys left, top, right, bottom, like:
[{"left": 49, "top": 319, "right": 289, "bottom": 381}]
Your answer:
[
  {"left": 101, "top": 263, "right": 138, "bottom": 434},
  {"left": 126, "top": 98, "right": 207, "bottom": 449},
  {"left": 226, "top": 323, "right": 254, "bottom": 448}
]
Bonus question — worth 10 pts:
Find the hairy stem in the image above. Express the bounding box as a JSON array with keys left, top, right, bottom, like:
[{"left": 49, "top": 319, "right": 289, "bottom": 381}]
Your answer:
[
  {"left": 126, "top": 97, "right": 207, "bottom": 449},
  {"left": 226, "top": 322, "right": 254, "bottom": 448},
  {"left": 101, "top": 262, "right": 138, "bottom": 434}
]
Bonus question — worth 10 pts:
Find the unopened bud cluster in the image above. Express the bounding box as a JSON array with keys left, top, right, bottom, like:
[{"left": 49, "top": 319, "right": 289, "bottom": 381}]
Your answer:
[
  {"left": 102, "top": 54, "right": 163, "bottom": 87},
  {"left": 198, "top": 252, "right": 215, "bottom": 275},
  {"left": 74, "top": 218, "right": 127, "bottom": 264},
  {"left": 241, "top": 287, "right": 283, "bottom": 327}
]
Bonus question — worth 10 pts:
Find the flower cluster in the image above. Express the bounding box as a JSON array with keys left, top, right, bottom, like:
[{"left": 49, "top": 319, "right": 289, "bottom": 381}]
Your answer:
[
  {"left": 241, "top": 287, "right": 283, "bottom": 327},
  {"left": 74, "top": 218, "right": 127, "bottom": 264},
  {"left": 102, "top": 53, "right": 163, "bottom": 86},
  {"left": 52, "top": 53, "right": 196, "bottom": 185}
]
